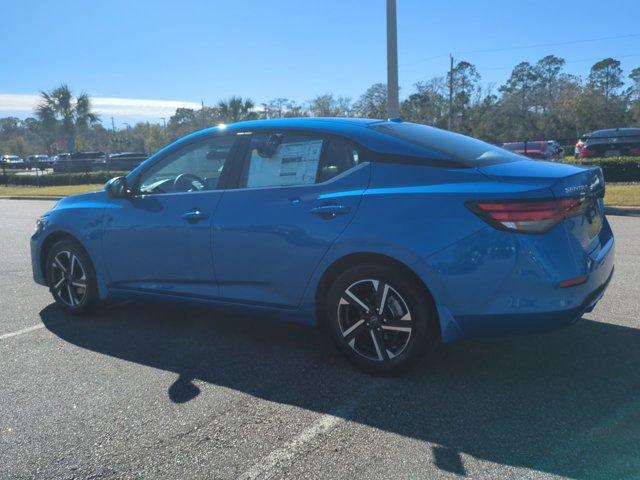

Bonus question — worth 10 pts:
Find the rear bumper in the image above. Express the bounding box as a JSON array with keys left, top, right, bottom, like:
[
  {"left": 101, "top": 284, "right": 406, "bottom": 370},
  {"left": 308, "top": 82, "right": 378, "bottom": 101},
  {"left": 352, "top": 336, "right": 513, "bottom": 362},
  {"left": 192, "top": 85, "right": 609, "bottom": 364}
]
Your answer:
[
  {"left": 420, "top": 222, "right": 615, "bottom": 343},
  {"left": 451, "top": 260, "right": 614, "bottom": 339}
]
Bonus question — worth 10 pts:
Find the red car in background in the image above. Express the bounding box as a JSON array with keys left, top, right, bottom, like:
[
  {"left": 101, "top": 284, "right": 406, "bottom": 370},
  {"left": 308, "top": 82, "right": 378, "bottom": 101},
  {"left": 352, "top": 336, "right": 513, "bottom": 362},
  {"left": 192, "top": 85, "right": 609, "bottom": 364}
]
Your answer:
[{"left": 501, "top": 140, "right": 563, "bottom": 160}]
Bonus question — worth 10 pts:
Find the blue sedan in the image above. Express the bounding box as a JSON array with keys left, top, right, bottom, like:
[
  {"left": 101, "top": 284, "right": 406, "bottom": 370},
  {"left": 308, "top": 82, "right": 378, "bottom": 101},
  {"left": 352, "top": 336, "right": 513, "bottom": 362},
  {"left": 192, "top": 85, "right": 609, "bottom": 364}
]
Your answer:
[{"left": 31, "top": 118, "right": 615, "bottom": 374}]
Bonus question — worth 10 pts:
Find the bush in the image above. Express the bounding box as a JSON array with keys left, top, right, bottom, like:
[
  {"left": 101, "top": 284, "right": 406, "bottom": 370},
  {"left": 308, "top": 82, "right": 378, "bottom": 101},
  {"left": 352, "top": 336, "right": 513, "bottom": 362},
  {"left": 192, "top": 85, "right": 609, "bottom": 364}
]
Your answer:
[
  {"left": 1, "top": 171, "right": 128, "bottom": 186},
  {"left": 565, "top": 157, "right": 640, "bottom": 182},
  {"left": 562, "top": 145, "right": 576, "bottom": 157}
]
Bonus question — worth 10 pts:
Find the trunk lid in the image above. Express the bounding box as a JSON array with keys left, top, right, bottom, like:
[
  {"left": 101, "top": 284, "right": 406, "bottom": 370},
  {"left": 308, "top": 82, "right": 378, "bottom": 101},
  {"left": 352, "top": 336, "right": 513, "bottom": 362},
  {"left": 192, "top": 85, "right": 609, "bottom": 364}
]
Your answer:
[{"left": 478, "top": 159, "right": 606, "bottom": 252}]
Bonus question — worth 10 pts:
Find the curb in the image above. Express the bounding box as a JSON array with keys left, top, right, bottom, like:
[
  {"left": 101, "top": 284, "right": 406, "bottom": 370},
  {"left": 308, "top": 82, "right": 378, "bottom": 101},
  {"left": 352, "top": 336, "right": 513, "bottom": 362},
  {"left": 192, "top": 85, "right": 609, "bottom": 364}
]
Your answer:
[
  {"left": 604, "top": 206, "right": 640, "bottom": 217},
  {"left": 0, "top": 196, "right": 63, "bottom": 201}
]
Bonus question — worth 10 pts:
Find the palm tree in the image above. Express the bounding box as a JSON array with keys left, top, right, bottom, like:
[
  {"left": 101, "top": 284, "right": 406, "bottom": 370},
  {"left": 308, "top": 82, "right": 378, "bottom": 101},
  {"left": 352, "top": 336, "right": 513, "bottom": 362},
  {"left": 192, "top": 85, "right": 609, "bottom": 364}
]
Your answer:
[
  {"left": 36, "top": 84, "right": 99, "bottom": 151},
  {"left": 217, "top": 96, "right": 257, "bottom": 123}
]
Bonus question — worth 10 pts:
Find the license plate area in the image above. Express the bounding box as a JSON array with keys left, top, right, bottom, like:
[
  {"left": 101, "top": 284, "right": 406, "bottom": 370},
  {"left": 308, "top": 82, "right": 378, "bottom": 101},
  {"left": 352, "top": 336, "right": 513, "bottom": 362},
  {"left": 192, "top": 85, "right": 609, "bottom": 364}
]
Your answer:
[{"left": 585, "top": 198, "right": 602, "bottom": 240}]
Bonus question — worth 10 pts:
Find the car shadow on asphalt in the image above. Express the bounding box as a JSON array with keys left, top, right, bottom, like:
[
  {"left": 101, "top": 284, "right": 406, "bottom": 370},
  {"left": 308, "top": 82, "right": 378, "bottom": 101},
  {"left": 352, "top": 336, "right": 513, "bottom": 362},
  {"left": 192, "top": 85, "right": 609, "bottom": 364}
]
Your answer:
[{"left": 40, "top": 301, "right": 640, "bottom": 479}]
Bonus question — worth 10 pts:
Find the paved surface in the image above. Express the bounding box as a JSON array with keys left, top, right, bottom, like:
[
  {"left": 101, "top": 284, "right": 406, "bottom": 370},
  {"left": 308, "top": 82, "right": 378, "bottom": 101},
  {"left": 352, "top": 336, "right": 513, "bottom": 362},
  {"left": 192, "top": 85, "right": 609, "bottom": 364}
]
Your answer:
[{"left": 1, "top": 199, "right": 639, "bottom": 480}]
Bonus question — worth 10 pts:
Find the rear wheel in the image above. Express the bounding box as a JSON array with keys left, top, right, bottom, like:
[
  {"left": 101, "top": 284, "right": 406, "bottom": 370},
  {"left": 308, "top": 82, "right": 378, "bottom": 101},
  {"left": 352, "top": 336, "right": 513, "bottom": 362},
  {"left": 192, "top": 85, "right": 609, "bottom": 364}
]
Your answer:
[
  {"left": 325, "top": 264, "right": 437, "bottom": 375},
  {"left": 45, "top": 239, "right": 98, "bottom": 314}
]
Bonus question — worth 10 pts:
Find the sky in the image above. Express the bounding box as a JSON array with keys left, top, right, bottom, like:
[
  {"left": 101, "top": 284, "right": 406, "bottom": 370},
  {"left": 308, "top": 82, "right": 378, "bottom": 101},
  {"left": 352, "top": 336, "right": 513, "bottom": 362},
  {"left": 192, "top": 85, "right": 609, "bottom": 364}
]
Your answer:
[{"left": 1, "top": 0, "right": 639, "bottom": 125}]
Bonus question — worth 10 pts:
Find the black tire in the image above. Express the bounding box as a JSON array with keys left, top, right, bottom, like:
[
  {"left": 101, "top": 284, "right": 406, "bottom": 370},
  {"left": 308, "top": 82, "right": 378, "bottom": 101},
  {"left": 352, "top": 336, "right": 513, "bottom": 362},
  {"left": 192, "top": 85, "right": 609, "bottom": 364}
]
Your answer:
[
  {"left": 325, "top": 263, "right": 437, "bottom": 375},
  {"left": 45, "top": 239, "right": 99, "bottom": 315}
]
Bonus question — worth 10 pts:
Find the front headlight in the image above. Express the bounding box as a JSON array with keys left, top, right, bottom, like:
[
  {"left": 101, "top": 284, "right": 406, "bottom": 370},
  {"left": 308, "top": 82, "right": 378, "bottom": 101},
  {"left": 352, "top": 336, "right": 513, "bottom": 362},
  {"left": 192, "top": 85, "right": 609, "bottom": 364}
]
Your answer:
[{"left": 35, "top": 216, "right": 48, "bottom": 233}]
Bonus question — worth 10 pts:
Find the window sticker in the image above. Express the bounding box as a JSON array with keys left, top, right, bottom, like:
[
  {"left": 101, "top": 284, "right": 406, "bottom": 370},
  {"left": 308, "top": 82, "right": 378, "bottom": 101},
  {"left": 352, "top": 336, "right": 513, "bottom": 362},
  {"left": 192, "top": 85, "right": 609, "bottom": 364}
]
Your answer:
[{"left": 247, "top": 139, "right": 323, "bottom": 187}]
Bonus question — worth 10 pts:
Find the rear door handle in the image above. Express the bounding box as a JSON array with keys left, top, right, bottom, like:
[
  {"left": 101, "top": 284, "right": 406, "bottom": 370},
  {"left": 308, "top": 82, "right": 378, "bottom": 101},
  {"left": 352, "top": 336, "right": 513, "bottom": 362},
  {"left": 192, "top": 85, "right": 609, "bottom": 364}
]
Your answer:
[
  {"left": 181, "top": 209, "right": 210, "bottom": 223},
  {"left": 310, "top": 204, "right": 350, "bottom": 219}
]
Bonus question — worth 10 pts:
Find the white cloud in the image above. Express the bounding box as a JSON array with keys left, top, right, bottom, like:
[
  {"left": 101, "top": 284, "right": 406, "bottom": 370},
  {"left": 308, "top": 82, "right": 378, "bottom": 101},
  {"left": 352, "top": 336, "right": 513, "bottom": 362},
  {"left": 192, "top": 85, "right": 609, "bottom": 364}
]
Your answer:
[{"left": 0, "top": 93, "right": 201, "bottom": 118}]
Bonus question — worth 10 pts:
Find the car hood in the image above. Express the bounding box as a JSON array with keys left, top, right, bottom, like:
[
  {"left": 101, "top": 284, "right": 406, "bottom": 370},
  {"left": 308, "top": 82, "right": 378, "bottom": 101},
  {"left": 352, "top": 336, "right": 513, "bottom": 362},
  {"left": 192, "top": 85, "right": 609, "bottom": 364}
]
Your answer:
[{"left": 51, "top": 189, "right": 110, "bottom": 212}]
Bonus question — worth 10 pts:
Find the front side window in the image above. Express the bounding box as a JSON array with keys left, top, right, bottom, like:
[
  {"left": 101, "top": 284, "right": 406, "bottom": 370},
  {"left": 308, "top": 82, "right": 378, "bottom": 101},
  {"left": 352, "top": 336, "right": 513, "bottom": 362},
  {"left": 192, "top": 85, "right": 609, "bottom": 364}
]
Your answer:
[
  {"left": 240, "top": 133, "right": 361, "bottom": 188},
  {"left": 138, "top": 135, "right": 235, "bottom": 194}
]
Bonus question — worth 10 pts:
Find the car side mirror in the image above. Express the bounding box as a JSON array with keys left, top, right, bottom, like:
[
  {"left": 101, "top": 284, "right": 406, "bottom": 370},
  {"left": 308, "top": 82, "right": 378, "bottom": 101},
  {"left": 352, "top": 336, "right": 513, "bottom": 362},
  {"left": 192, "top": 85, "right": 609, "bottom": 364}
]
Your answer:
[{"left": 105, "top": 176, "right": 130, "bottom": 198}]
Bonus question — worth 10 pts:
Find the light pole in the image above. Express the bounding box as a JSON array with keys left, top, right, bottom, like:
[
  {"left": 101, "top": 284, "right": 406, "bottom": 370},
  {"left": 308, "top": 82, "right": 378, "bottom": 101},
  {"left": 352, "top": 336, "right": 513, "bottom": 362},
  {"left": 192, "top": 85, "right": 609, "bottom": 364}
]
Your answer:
[
  {"left": 110, "top": 117, "right": 116, "bottom": 156},
  {"left": 160, "top": 117, "right": 167, "bottom": 139},
  {"left": 386, "top": 0, "right": 400, "bottom": 118}
]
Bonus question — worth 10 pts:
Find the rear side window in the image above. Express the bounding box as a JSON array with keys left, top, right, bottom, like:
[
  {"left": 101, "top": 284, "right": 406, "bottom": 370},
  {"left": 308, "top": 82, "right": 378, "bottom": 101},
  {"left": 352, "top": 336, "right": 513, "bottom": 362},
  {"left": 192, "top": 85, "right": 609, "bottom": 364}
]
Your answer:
[
  {"left": 370, "top": 122, "right": 521, "bottom": 166},
  {"left": 240, "top": 133, "right": 361, "bottom": 188}
]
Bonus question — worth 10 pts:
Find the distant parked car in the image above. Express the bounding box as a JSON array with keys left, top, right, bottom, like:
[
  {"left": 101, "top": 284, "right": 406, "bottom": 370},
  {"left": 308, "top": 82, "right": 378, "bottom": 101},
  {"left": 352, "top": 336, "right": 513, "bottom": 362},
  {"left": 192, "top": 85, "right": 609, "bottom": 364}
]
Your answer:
[
  {"left": 53, "top": 151, "right": 105, "bottom": 173},
  {"left": 51, "top": 153, "right": 70, "bottom": 170},
  {"left": 501, "top": 141, "right": 559, "bottom": 160},
  {"left": 547, "top": 140, "right": 564, "bottom": 160},
  {"left": 579, "top": 128, "right": 640, "bottom": 158},
  {"left": 26, "top": 155, "right": 52, "bottom": 170},
  {"left": 1, "top": 155, "right": 26, "bottom": 169},
  {"left": 91, "top": 152, "right": 147, "bottom": 172}
]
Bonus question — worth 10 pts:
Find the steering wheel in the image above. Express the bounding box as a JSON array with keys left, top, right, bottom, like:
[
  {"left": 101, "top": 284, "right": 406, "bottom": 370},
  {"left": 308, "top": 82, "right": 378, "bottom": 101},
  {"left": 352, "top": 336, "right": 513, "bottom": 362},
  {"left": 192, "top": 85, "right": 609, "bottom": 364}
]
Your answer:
[{"left": 173, "top": 173, "right": 205, "bottom": 192}]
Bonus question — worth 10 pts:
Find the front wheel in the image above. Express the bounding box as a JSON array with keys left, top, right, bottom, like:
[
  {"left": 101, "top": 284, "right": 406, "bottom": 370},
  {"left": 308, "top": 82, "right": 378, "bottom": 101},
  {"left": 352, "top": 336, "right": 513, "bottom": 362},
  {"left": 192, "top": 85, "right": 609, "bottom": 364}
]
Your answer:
[
  {"left": 325, "top": 264, "right": 437, "bottom": 375},
  {"left": 45, "top": 239, "right": 98, "bottom": 314}
]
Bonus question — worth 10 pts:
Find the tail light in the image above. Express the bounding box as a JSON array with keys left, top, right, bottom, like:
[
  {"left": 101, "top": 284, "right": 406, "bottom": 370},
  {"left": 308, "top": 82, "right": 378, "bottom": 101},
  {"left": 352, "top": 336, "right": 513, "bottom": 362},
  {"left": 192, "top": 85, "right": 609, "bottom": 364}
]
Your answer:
[{"left": 467, "top": 197, "right": 588, "bottom": 234}]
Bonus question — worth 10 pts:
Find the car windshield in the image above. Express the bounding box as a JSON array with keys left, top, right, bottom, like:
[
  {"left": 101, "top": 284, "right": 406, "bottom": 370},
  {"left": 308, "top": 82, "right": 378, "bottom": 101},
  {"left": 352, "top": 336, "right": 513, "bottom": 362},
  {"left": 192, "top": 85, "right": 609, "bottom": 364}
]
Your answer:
[{"left": 369, "top": 122, "right": 521, "bottom": 166}]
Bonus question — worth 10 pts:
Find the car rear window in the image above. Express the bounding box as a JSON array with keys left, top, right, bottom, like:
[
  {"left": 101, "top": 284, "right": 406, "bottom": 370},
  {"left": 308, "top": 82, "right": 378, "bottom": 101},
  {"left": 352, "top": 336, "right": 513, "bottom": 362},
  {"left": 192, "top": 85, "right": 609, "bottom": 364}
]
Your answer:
[{"left": 369, "top": 122, "right": 520, "bottom": 166}]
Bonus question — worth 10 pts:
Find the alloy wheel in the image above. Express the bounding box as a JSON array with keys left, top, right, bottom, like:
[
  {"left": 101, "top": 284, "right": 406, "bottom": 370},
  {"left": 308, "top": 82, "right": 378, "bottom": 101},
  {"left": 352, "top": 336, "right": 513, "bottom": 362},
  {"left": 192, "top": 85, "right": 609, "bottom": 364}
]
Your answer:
[
  {"left": 337, "top": 279, "right": 412, "bottom": 362},
  {"left": 50, "top": 250, "right": 88, "bottom": 308}
]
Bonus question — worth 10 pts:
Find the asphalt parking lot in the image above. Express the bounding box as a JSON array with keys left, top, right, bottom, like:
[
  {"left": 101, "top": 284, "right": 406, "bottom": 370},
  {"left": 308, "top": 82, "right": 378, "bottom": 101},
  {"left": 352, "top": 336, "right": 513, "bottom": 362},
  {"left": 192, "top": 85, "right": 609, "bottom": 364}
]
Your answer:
[{"left": 1, "top": 199, "right": 639, "bottom": 480}]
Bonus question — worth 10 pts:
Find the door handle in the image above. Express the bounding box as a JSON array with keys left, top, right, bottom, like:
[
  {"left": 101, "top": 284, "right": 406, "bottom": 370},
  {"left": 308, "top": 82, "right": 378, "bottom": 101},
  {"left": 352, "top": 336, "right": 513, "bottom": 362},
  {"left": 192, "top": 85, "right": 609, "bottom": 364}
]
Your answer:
[
  {"left": 310, "top": 204, "right": 350, "bottom": 219},
  {"left": 181, "top": 209, "right": 210, "bottom": 223}
]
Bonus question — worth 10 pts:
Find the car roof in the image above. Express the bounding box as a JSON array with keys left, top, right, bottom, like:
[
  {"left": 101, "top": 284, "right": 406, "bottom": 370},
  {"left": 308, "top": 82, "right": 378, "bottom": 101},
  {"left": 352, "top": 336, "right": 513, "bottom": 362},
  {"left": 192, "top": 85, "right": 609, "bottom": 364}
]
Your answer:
[
  {"left": 502, "top": 141, "right": 546, "bottom": 146},
  {"left": 69, "top": 151, "right": 105, "bottom": 157},
  {"left": 109, "top": 152, "right": 147, "bottom": 157},
  {"left": 228, "top": 117, "right": 380, "bottom": 128},
  {"left": 590, "top": 128, "right": 640, "bottom": 137},
  {"left": 159, "top": 117, "right": 442, "bottom": 159},
  {"left": 224, "top": 117, "right": 386, "bottom": 137}
]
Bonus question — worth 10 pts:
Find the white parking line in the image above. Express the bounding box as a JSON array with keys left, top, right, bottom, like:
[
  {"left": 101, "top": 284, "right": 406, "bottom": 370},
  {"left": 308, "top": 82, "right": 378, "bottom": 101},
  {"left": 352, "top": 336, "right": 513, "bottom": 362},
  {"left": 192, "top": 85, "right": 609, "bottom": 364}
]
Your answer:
[
  {"left": 0, "top": 324, "right": 45, "bottom": 340},
  {"left": 237, "top": 379, "right": 386, "bottom": 480}
]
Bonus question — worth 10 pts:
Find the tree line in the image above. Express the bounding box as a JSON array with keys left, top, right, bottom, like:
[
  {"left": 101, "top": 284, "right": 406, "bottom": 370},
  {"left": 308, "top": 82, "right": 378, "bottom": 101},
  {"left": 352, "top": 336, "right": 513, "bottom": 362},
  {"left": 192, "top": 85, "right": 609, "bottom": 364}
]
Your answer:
[{"left": 1, "top": 55, "right": 639, "bottom": 158}]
